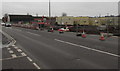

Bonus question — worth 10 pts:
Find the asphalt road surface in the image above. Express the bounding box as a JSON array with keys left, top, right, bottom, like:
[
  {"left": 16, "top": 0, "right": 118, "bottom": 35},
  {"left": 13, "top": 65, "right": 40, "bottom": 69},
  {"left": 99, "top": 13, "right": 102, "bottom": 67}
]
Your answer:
[
  {"left": 2, "top": 26, "right": 119, "bottom": 70},
  {"left": 2, "top": 33, "right": 10, "bottom": 45}
]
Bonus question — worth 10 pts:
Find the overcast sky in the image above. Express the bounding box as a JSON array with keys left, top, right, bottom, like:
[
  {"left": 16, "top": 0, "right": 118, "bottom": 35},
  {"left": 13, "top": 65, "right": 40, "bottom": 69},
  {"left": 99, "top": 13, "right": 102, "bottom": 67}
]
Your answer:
[{"left": 0, "top": 0, "right": 119, "bottom": 19}]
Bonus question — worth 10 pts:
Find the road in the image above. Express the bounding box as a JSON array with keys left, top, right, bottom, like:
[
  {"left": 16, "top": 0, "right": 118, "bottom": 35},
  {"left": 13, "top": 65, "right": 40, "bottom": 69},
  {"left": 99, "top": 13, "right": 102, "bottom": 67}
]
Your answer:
[{"left": 2, "top": 26, "right": 119, "bottom": 70}]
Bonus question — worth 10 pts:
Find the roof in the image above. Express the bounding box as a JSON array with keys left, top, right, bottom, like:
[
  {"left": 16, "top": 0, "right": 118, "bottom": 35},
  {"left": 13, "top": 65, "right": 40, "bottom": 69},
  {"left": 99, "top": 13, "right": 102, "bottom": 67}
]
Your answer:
[
  {"left": 33, "top": 16, "right": 49, "bottom": 19},
  {"left": 9, "top": 15, "right": 33, "bottom": 21}
]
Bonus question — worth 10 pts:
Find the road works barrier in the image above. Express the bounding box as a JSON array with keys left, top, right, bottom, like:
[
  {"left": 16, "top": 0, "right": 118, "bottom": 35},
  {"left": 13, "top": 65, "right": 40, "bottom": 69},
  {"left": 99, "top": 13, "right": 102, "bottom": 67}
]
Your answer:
[
  {"left": 99, "top": 32, "right": 105, "bottom": 41},
  {"left": 81, "top": 31, "right": 86, "bottom": 38}
]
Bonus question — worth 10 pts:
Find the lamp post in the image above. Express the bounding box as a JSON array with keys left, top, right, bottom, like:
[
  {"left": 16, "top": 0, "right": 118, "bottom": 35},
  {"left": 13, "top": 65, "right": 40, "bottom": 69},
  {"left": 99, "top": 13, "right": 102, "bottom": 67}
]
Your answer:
[
  {"left": 106, "top": 13, "right": 109, "bottom": 37},
  {"left": 49, "top": 0, "right": 51, "bottom": 27},
  {"left": 76, "top": 21, "right": 78, "bottom": 34}
]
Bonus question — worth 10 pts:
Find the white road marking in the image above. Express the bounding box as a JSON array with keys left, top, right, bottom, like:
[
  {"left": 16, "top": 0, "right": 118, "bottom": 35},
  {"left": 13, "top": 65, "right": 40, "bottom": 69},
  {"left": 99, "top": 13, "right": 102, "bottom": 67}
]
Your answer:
[
  {"left": 16, "top": 29, "right": 22, "bottom": 31},
  {"left": 0, "top": 56, "right": 25, "bottom": 61},
  {"left": 21, "top": 52, "right": 27, "bottom": 56},
  {"left": 27, "top": 57, "right": 33, "bottom": 62},
  {"left": 14, "top": 46, "right": 19, "bottom": 49},
  {"left": 12, "top": 45, "right": 15, "bottom": 47},
  {"left": 54, "top": 39, "right": 120, "bottom": 57},
  {"left": 11, "top": 54, "right": 17, "bottom": 58},
  {"left": 33, "top": 63, "right": 41, "bottom": 69},
  {"left": 9, "top": 50, "right": 14, "bottom": 54},
  {"left": 17, "top": 49, "right": 22, "bottom": 52},
  {"left": 27, "top": 32, "right": 41, "bottom": 36},
  {"left": 7, "top": 48, "right": 11, "bottom": 50}
]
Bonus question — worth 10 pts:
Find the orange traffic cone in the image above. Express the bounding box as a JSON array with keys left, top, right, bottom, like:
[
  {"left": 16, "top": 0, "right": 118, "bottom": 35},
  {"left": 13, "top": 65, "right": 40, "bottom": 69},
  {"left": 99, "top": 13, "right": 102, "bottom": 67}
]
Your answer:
[
  {"left": 99, "top": 33, "right": 105, "bottom": 41},
  {"left": 81, "top": 31, "right": 86, "bottom": 38}
]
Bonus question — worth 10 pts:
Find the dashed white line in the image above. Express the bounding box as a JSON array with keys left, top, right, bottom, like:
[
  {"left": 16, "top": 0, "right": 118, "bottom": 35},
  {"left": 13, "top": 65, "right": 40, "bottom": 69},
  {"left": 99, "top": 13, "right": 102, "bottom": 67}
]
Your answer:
[
  {"left": 5, "top": 44, "right": 41, "bottom": 69},
  {"left": 17, "top": 49, "right": 22, "bottom": 52},
  {"left": 16, "top": 29, "right": 22, "bottom": 32},
  {"left": 54, "top": 39, "right": 120, "bottom": 57},
  {"left": 9, "top": 50, "right": 14, "bottom": 54},
  {"left": 33, "top": 63, "right": 41, "bottom": 69},
  {"left": 27, "top": 57, "right": 33, "bottom": 62},
  {"left": 12, "top": 45, "right": 15, "bottom": 47},
  {"left": 7, "top": 48, "right": 11, "bottom": 50},
  {"left": 27, "top": 32, "right": 41, "bottom": 36},
  {"left": 14, "top": 46, "right": 19, "bottom": 49},
  {"left": 21, "top": 52, "right": 27, "bottom": 56},
  {"left": 11, "top": 54, "right": 17, "bottom": 58}
]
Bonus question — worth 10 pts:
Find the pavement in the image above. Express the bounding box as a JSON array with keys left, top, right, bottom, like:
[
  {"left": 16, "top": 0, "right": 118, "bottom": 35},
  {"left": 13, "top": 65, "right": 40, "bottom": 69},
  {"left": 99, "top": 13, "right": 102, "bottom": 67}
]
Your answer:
[
  {"left": 2, "top": 45, "right": 39, "bottom": 69},
  {"left": 1, "top": 26, "right": 119, "bottom": 70}
]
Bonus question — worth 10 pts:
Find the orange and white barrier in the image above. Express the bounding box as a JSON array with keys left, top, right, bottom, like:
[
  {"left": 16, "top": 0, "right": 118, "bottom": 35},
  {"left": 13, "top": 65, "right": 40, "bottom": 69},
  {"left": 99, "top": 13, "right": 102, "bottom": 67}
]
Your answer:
[
  {"left": 81, "top": 31, "right": 86, "bottom": 38},
  {"left": 99, "top": 33, "right": 105, "bottom": 41}
]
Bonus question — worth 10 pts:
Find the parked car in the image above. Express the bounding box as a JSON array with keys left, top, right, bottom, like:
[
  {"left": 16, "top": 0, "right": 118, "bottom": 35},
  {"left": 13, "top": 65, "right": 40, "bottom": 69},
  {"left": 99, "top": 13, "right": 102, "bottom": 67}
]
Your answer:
[
  {"left": 48, "top": 27, "right": 54, "bottom": 32},
  {"left": 5, "top": 23, "right": 11, "bottom": 27},
  {"left": 53, "top": 26, "right": 61, "bottom": 30},
  {"left": 58, "top": 28, "right": 66, "bottom": 33},
  {"left": 1, "top": 22, "right": 5, "bottom": 26}
]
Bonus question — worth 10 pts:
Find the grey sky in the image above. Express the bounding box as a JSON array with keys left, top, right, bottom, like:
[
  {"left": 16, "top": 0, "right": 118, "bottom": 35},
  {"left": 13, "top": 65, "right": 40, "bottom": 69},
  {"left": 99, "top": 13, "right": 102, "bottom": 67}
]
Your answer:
[{"left": 2, "top": 2, "right": 118, "bottom": 18}]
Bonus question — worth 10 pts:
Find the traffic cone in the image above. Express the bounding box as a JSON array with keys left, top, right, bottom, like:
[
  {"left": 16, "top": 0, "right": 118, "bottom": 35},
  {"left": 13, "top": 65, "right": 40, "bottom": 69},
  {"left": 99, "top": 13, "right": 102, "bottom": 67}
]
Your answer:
[
  {"left": 99, "top": 33, "right": 105, "bottom": 41},
  {"left": 81, "top": 31, "right": 86, "bottom": 38}
]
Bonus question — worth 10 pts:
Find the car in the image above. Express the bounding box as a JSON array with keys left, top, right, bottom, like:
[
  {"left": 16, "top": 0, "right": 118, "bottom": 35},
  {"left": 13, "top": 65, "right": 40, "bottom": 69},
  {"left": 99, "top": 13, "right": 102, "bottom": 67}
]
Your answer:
[
  {"left": 58, "top": 28, "right": 65, "bottom": 33},
  {"left": 5, "top": 23, "right": 11, "bottom": 27},
  {"left": 1, "top": 23, "right": 5, "bottom": 26},
  {"left": 64, "top": 27, "right": 69, "bottom": 32},
  {"left": 48, "top": 27, "right": 54, "bottom": 32}
]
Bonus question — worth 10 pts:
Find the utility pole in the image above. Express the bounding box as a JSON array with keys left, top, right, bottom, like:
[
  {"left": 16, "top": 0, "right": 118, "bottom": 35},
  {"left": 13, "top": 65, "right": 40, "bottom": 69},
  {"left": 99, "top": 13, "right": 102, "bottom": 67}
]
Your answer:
[
  {"left": 49, "top": 0, "right": 51, "bottom": 26},
  {"left": 76, "top": 21, "right": 78, "bottom": 34},
  {"left": 106, "top": 13, "right": 109, "bottom": 37},
  {"left": 36, "top": 13, "right": 38, "bottom": 17},
  {"left": 99, "top": 14, "right": 101, "bottom": 17},
  {"left": 107, "top": 13, "right": 109, "bottom": 17}
]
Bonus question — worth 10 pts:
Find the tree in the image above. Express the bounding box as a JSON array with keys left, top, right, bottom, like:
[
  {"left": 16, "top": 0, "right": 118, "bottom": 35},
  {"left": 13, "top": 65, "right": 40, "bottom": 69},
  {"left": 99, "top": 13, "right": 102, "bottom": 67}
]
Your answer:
[{"left": 62, "top": 12, "right": 67, "bottom": 16}]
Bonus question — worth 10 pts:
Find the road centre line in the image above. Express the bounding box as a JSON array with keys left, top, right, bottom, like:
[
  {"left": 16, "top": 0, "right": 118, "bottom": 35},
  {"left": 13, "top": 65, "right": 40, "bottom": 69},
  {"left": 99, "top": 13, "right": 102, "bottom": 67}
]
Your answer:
[
  {"left": 27, "top": 32, "right": 41, "bottom": 36},
  {"left": 54, "top": 39, "right": 120, "bottom": 57},
  {"left": 33, "top": 63, "right": 41, "bottom": 69}
]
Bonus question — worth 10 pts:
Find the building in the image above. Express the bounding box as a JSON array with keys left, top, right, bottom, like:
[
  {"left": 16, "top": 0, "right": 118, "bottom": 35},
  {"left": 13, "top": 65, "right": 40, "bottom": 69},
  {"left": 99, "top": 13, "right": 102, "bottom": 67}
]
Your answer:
[
  {"left": 74, "top": 17, "right": 90, "bottom": 25},
  {"left": 2, "top": 14, "right": 33, "bottom": 24},
  {"left": 56, "top": 16, "right": 119, "bottom": 26},
  {"left": 56, "top": 16, "right": 74, "bottom": 25}
]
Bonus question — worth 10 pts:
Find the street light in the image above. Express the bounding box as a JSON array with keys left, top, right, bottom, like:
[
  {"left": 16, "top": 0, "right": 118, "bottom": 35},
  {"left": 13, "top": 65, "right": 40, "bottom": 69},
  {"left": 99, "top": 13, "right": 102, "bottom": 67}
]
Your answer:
[
  {"left": 48, "top": 0, "right": 51, "bottom": 27},
  {"left": 106, "top": 13, "right": 109, "bottom": 37}
]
